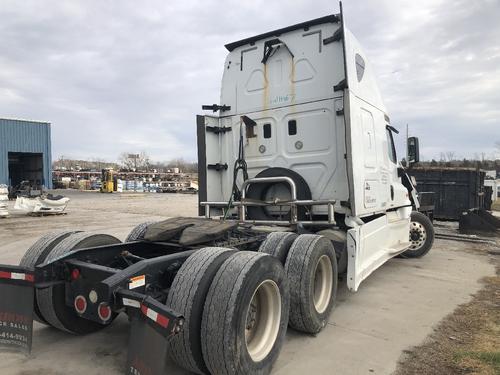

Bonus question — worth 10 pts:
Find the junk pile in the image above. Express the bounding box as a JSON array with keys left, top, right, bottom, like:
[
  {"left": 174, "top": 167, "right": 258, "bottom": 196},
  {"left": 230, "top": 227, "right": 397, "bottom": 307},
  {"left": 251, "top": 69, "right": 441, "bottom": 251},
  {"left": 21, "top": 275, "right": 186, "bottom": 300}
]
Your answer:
[
  {"left": 459, "top": 208, "right": 500, "bottom": 233},
  {"left": 0, "top": 185, "right": 9, "bottom": 218},
  {"left": 8, "top": 180, "right": 43, "bottom": 200}
]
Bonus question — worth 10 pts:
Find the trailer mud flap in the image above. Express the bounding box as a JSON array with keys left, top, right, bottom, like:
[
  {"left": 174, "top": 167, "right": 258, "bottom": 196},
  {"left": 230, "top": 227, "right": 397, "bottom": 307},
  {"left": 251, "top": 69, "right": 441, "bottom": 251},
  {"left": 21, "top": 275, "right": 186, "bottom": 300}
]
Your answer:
[
  {"left": 126, "top": 318, "right": 169, "bottom": 375},
  {"left": 0, "top": 265, "right": 35, "bottom": 354},
  {"left": 119, "top": 290, "right": 184, "bottom": 375}
]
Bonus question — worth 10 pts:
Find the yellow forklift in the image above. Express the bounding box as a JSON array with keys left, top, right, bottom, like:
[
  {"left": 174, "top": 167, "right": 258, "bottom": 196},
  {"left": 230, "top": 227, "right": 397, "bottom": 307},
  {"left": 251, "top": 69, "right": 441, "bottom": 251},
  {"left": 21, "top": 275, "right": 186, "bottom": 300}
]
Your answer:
[{"left": 100, "top": 169, "right": 115, "bottom": 193}]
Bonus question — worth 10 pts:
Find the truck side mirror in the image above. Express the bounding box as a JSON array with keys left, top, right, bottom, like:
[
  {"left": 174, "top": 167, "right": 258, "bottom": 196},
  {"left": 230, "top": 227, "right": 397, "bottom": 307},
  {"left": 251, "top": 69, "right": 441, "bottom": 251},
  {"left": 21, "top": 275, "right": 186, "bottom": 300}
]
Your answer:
[{"left": 407, "top": 137, "right": 420, "bottom": 164}]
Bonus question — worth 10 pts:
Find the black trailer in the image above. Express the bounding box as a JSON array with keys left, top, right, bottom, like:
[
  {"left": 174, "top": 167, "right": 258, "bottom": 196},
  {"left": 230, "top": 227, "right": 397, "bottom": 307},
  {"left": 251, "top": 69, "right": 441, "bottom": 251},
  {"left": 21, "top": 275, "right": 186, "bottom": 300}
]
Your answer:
[{"left": 409, "top": 167, "right": 486, "bottom": 220}]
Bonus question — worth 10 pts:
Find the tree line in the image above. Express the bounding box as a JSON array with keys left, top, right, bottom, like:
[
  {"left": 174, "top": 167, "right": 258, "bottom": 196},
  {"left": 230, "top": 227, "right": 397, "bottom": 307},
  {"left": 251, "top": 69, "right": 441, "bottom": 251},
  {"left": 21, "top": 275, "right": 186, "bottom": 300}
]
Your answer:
[{"left": 53, "top": 152, "right": 198, "bottom": 173}]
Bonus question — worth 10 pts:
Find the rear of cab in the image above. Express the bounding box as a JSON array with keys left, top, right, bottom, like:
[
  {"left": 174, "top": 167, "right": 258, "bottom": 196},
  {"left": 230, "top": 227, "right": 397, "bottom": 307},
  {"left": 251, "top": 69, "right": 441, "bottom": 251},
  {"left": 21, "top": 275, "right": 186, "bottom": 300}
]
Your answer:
[{"left": 199, "top": 13, "right": 412, "bottom": 291}]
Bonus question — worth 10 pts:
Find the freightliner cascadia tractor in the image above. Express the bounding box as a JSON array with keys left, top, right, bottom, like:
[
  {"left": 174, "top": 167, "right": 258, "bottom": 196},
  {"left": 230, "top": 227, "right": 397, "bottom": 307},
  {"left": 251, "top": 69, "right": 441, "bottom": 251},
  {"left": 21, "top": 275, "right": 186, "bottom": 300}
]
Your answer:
[{"left": 0, "top": 6, "right": 434, "bottom": 375}]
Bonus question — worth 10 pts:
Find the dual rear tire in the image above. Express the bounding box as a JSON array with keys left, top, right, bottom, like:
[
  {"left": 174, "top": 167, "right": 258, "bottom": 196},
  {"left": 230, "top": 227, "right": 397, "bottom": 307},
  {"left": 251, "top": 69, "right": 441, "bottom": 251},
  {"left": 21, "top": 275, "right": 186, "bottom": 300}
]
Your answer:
[
  {"left": 285, "top": 235, "right": 338, "bottom": 334},
  {"left": 259, "top": 232, "right": 338, "bottom": 334},
  {"left": 19, "top": 231, "right": 80, "bottom": 324},
  {"left": 168, "top": 234, "right": 337, "bottom": 374},
  {"left": 19, "top": 231, "right": 121, "bottom": 334},
  {"left": 168, "top": 248, "right": 289, "bottom": 375}
]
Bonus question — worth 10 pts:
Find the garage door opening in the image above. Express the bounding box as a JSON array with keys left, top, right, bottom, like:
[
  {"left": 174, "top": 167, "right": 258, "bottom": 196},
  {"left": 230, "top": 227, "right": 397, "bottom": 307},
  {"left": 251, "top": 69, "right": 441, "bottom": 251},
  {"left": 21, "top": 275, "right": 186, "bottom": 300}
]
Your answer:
[{"left": 8, "top": 152, "right": 44, "bottom": 188}]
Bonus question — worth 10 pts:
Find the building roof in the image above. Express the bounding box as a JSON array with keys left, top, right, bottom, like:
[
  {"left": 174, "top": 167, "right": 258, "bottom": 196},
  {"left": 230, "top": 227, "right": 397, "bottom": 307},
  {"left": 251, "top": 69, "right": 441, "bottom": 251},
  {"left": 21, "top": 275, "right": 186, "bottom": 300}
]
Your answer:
[{"left": 0, "top": 118, "right": 50, "bottom": 125}]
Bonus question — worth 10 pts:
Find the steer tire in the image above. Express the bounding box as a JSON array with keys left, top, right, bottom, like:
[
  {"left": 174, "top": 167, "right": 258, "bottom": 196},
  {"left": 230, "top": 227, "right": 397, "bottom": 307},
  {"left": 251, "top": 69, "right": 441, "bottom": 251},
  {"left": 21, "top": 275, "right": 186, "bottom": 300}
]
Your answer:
[
  {"left": 167, "top": 247, "right": 236, "bottom": 374},
  {"left": 125, "top": 221, "right": 157, "bottom": 242},
  {"left": 201, "top": 252, "right": 289, "bottom": 375},
  {"left": 19, "top": 230, "right": 81, "bottom": 324},
  {"left": 37, "top": 232, "right": 121, "bottom": 334},
  {"left": 401, "top": 211, "right": 435, "bottom": 258},
  {"left": 258, "top": 232, "right": 298, "bottom": 264},
  {"left": 285, "top": 234, "right": 337, "bottom": 334}
]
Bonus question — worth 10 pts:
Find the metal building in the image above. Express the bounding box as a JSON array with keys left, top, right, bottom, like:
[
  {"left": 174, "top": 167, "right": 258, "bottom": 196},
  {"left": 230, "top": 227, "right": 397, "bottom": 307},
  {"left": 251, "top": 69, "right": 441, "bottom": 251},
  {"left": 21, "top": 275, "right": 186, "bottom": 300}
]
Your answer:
[{"left": 0, "top": 118, "right": 52, "bottom": 189}]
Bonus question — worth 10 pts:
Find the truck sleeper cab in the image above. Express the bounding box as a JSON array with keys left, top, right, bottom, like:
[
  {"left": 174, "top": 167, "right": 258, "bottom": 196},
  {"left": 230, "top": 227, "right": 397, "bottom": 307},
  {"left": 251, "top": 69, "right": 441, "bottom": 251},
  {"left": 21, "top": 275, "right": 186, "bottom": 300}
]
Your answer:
[{"left": 199, "top": 13, "right": 427, "bottom": 291}]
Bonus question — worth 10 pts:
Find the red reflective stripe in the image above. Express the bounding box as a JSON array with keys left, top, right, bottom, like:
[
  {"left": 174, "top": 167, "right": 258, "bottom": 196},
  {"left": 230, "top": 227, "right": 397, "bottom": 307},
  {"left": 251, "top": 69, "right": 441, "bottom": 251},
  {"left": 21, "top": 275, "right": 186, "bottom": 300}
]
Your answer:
[
  {"left": 156, "top": 314, "right": 169, "bottom": 328},
  {"left": 0, "top": 271, "right": 34, "bottom": 282},
  {"left": 140, "top": 304, "right": 170, "bottom": 329}
]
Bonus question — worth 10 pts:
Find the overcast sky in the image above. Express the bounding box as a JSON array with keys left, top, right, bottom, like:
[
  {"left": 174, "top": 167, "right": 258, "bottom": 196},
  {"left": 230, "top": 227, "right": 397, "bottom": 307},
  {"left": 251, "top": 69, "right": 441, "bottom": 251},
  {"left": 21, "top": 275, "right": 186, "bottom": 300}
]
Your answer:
[{"left": 0, "top": 0, "right": 499, "bottom": 163}]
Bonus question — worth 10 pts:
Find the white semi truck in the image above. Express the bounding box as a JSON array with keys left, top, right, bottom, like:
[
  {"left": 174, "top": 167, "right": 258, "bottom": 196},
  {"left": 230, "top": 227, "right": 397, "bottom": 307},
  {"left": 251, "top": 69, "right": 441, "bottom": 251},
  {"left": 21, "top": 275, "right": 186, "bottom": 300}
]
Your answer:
[
  {"left": 198, "top": 11, "right": 434, "bottom": 290},
  {"left": 0, "top": 6, "right": 434, "bottom": 375}
]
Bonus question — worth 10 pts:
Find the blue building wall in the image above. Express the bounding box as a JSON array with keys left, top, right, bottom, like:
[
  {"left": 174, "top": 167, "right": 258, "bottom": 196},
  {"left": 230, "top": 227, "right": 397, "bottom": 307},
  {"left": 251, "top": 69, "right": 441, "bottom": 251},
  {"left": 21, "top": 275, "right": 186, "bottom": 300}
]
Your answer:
[{"left": 0, "top": 118, "right": 52, "bottom": 188}]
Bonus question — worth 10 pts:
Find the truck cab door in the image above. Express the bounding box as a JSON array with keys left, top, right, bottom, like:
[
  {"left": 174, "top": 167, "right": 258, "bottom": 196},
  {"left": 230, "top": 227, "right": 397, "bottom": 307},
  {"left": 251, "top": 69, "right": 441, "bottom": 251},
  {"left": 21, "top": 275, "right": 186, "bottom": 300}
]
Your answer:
[{"left": 340, "top": 19, "right": 412, "bottom": 291}]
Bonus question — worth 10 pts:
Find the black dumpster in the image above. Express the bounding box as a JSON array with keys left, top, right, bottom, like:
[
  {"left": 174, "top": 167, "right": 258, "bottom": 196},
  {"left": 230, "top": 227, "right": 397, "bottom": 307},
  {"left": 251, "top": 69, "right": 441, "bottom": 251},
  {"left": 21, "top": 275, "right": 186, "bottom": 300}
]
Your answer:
[
  {"left": 409, "top": 167, "right": 485, "bottom": 220},
  {"left": 483, "top": 186, "right": 493, "bottom": 211}
]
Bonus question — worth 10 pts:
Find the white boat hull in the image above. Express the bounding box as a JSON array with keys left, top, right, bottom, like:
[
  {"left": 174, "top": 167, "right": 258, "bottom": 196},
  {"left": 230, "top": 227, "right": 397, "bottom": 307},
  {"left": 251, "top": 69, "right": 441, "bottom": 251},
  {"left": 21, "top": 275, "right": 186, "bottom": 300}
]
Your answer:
[{"left": 14, "top": 196, "right": 70, "bottom": 214}]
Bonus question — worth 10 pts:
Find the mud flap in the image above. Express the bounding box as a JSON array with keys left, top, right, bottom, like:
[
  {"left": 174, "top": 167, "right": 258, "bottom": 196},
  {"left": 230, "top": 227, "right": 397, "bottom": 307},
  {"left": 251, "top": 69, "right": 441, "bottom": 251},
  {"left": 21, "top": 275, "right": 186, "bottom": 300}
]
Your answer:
[
  {"left": 126, "top": 318, "right": 169, "bottom": 375},
  {"left": 0, "top": 265, "right": 35, "bottom": 354},
  {"left": 119, "top": 290, "right": 184, "bottom": 375}
]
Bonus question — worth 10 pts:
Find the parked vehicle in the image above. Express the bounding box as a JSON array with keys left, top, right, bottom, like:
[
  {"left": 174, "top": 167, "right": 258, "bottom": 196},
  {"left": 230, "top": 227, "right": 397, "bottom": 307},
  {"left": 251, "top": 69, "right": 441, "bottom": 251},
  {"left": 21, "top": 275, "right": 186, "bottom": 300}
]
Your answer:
[{"left": 0, "top": 6, "right": 433, "bottom": 375}]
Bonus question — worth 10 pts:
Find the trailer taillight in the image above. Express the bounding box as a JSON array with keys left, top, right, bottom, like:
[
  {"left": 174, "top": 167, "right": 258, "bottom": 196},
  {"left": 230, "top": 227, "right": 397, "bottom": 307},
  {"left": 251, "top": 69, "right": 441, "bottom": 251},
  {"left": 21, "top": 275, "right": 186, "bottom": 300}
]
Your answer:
[
  {"left": 71, "top": 268, "right": 80, "bottom": 280},
  {"left": 74, "top": 295, "right": 87, "bottom": 314},
  {"left": 98, "top": 302, "right": 112, "bottom": 322}
]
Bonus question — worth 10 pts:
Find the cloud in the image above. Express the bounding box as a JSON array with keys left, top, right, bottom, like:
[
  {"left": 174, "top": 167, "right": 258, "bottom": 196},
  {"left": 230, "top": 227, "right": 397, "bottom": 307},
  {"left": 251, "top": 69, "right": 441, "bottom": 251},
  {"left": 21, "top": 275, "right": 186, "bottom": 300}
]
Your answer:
[
  {"left": 345, "top": 0, "right": 500, "bottom": 159},
  {"left": 0, "top": 0, "right": 498, "bottom": 162}
]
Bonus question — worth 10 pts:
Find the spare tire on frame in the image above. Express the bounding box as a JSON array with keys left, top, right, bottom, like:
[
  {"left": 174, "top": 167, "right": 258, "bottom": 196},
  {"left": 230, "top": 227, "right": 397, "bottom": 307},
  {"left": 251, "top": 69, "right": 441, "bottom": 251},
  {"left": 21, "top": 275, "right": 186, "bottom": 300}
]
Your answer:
[{"left": 246, "top": 167, "right": 312, "bottom": 222}]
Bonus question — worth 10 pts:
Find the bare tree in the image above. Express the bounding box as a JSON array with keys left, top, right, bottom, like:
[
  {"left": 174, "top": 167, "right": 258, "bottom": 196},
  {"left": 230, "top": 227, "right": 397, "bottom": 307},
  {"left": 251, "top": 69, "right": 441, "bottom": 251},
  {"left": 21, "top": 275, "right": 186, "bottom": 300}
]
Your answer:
[
  {"left": 445, "top": 151, "right": 455, "bottom": 162},
  {"left": 119, "top": 151, "right": 150, "bottom": 171}
]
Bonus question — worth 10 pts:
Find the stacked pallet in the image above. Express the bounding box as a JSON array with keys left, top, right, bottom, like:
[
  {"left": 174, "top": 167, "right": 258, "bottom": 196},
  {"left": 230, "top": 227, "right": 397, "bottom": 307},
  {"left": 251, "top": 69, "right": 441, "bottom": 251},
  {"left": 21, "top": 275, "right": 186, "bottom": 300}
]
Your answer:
[{"left": 0, "top": 185, "right": 9, "bottom": 218}]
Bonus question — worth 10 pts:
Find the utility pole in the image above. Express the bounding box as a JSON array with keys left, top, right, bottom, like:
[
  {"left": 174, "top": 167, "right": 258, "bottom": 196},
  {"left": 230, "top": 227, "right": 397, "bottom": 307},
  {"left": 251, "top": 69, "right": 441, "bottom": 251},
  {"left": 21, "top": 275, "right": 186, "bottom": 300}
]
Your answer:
[{"left": 406, "top": 123, "right": 409, "bottom": 164}]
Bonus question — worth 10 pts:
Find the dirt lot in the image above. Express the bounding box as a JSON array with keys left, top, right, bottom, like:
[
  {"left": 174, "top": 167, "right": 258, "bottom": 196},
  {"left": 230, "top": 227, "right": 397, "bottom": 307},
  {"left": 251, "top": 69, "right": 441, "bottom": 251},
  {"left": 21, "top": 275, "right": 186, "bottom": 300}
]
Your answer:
[
  {"left": 395, "top": 260, "right": 499, "bottom": 375},
  {"left": 492, "top": 200, "right": 500, "bottom": 211},
  {"left": 0, "top": 190, "right": 497, "bottom": 375}
]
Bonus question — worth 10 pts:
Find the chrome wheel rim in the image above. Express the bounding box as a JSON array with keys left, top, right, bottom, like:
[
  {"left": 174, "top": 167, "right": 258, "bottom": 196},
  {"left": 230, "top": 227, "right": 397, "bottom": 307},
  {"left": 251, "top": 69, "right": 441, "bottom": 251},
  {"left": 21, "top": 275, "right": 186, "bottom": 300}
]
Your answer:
[
  {"left": 409, "top": 221, "right": 427, "bottom": 250},
  {"left": 313, "top": 255, "right": 333, "bottom": 314},
  {"left": 245, "top": 279, "right": 281, "bottom": 362}
]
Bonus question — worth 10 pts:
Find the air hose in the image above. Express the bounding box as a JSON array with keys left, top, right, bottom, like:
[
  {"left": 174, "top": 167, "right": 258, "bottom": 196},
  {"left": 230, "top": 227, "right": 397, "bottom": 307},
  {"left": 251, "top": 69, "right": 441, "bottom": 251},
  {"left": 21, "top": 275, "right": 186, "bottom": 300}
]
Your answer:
[{"left": 224, "top": 122, "right": 248, "bottom": 219}]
